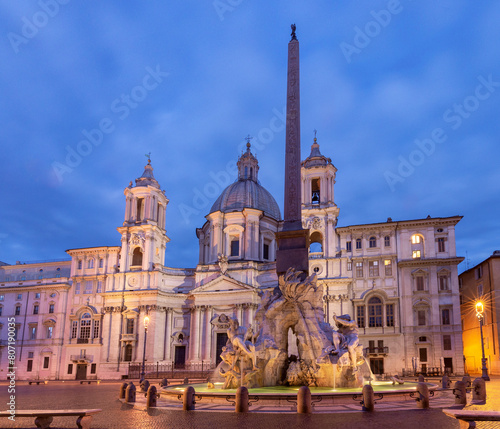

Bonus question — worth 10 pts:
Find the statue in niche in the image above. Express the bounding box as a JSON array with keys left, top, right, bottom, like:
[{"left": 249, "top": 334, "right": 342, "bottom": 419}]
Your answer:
[{"left": 217, "top": 254, "right": 228, "bottom": 275}]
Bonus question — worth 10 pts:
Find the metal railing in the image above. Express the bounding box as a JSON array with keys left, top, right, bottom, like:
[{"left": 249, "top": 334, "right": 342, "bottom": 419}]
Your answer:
[
  {"left": 126, "top": 362, "right": 215, "bottom": 380},
  {"left": 364, "top": 346, "right": 389, "bottom": 355}
]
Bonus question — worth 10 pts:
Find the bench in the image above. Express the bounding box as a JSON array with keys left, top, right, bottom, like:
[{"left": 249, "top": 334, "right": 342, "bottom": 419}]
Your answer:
[
  {"left": 80, "top": 379, "right": 101, "bottom": 384},
  {"left": 0, "top": 409, "right": 101, "bottom": 429},
  {"left": 27, "top": 380, "right": 47, "bottom": 385},
  {"left": 443, "top": 409, "right": 500, "bottom": 428}
]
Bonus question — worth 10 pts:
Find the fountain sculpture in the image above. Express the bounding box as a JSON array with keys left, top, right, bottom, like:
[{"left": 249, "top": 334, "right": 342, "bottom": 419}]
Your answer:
[{"left": 218, "top": 268, "right": 369, "bottom": 389}]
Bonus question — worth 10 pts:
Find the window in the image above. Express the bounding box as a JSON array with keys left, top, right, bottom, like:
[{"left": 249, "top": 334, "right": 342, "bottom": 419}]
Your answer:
[
  {"left": 384, "top": 236, "right": 390, "bottom": 247},
  {"left": 84, "top": 281, "right": 93, "bottom": 294},
  {"left": 368, "top": 297, "right": 383, "bottom": 327},
  {"left": 419, "top": 336, "right": 427, "bottom": 342},
  {"left": 384, "top": 259, "right": 392, "bottom": 276},
  {"left": 91, "top": 363, "right": 97, "bottom": 374},
  {"left": 28, "top": 352, "right": 34, "bottom": 358},
  {"left": 476, "top": 266, "right": 483, "bottom": 279},
  {"left": 369, "top": 236, "right": 377, "bottom": 248},
  {"left": 35, "top": 293, "right": 41, "bottom": 299},
  {"left": 442, "top": 309, "right": 450, "bottom": 325},
  {"left": 346, "top": 241, "right": 352, "bottom": 252},
  {"left": 30, "top": 326, "right": 37, "bottom": 339},
  {"left": 477, "top": 284, "right": 483, "bottom": 297},
  {"left": 0, "top": 295, "right": 3, "bottom": 301},
  {"left": 439, "top": 276, "right": 448, "bottom": 291},
  {"left": 15, "top": 305, "right": 21, "bottom": 316},
  {"left": 136, "top": 198, "right": 144, "bottom": 221},
  {"left": 386, "top": 304, "right": 394, "bottom": 327},
  {"left": 75, "top": 282, "right": 81, "bottom": 294},
  {"left": 71, "top": 321, "right": 78, "bottom": 339},
  {"left": 356, "top": 238, "right": 362, "bottom": 249},
  {"left": 43, "top": 356, "right": 49, "bottom": 369},
  {"left": 97, "top": 281, "right": 102, "bottom": 293},
  {"left": 88, "top": 259, "right": 94, "bottom": 269},
  {"left": 347, "top": 261, "right": 352, "bottom": 271},
  {"left": 126, "top": 318, "right": 134, "bottom": 334},
  {"left": 419, "top": 348, "right": 427, "bottom": 362},
  {"left": 47, "top": 326, "right": 53, "bottom": 339},
  {"left": 55, "top": 273, "right": 61, "bottom": 278},
  {"left": 412, "top": 250, "right": 421, "bottom": 259},
  {"left": 311, "top": 178, "right": 320, "bottom": 204},
  {"left": 78, "top": 260, "right": 82, "bottom": 270},
  {"left": 27, "top": 360, "right": 33, "bottom": 372},
  {"left": 418, "top": 310, "right": 426, "bottom": 326},
  {"left": 443, "top": 335, "right": 451, "bottom": 350},
  {"left": 49, "top": 303, "right": 54, "bottom": 314},
  {"left": 357, "top": 306, "right": 365, "bottom": 328},
  {"left": 411, "top": 234, "right": 421, "bottom": 244},
  {"left": 132, "top": 248, "right": 143, "bottom": 266},
  {"left": 93, "top": 320, "right": 100, "bottom": 339},
  {"left": 416, "top": 276, "right": 424, "bottom": 291},
  {"left": 355, "top": 262, "right": 363, "bottom": 278},
  {"left": 368, "top": 261, "right": 379, "bottom": 277},
  {"left": 68, "top": 364, "right": 73, "bottom": 374},
  {"left": 0, "top": 307, "right": 2, "bottom": 316},
  {"left": 99, "top": 258, "right": 104, "bottom": 268},
  {"left": 80, "top": 313, "right": 92, "bottom": 339},
  {"left": 263, "top": 243, "right": 269, "bottom": 260},
  {"left": 17, "top": 294, "right": 22, "bottom": 300},
  {"left": 437, "top": 237, "right": 445, "bottom": 252},
  {"left": 20, "top": 276, "right": 26, "bottom": 281},
  {"left": 33, "top": 305, "right": 39, "bottom": 315},
  {"left": 230, "top": 239, "right": 239, "bottom": 257}
]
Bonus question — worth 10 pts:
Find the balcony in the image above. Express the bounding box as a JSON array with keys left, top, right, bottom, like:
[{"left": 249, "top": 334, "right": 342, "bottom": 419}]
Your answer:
[
  {"left": 70, "top": 354, "right": 94, "bottom": 363},
  {"left": 364, "top": 346, "right": 389, "bottom": 356},
  {"left": 77, "top": 338, "right": 89, "bottom": 344}
]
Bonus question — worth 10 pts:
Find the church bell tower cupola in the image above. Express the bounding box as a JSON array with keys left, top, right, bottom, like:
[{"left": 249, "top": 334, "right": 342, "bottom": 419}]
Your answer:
[
  {"left": 237, "top": 140, "right": 259, "bottom": 182},
  {"left": 117, "top": 157, "right": 170, "bottom": 272}
]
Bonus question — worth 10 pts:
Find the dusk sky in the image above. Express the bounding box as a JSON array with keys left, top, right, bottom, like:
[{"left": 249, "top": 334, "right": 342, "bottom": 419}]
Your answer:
[{"left": 1, "top": 1, "right": 499, "bottom": 272}]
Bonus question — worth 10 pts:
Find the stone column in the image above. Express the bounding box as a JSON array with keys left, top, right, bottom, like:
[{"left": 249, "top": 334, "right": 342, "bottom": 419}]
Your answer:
[{"left": 204, "top": 307, "right": 212, "bottom": 362}]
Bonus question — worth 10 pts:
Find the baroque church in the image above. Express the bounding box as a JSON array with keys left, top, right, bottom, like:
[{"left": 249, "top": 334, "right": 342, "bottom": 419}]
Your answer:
[{"left": 0, "top": 33, "right": 465, "bottom": 381}]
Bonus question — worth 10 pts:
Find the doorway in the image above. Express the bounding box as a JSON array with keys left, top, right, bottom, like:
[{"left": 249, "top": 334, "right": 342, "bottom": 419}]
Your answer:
[
  {"left": 174, "top": 346, "right": 186, "bottom": 369},
  {"left": 370, "top": 358, "right": 384, "bottom": 375},
  {"left": 75, "top": 364, "right": 87, "bottom": 380},
  {"left": 215, "top": 333, "right": 228, "bottom": 366},
  {"left": 444, "top": 357, "right": 453, "bottom": 374}
]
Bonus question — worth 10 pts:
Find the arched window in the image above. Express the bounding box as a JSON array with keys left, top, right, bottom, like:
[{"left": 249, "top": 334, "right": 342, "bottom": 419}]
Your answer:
[
  {"left": 88, "top": 259, "right": 94, "bottom": 269},
  {"left": 369, "top": 236, "right": 377, "bottom": 248},
  {"left": 411, "top": 234, "right": 424, "bottom": 258},
  {"left": 80, "top": 313, "right": 92, "bottom": 340},
  {"left": 309, "top": 231, "right": 323, "bottom": 253},
  {"left": 368, "top": 297, "right": 383, "bottom": 327},
  {"left": 132, "top": 248, "right": 143, "bottom": 266},
  {"left": 124, "top": 344, "right": 133, "bottom": 362}
]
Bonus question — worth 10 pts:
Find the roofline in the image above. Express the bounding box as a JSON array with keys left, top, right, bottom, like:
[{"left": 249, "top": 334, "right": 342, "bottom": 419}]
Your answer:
[
  {"left": 459, "top": 252, "right": 500, "bottom": 276},
  {"left": 336, "top": 215, "right": 463, "bottom": 231},
  {"left": 66, "top": 246, "right": 121, "bottom": 253}
]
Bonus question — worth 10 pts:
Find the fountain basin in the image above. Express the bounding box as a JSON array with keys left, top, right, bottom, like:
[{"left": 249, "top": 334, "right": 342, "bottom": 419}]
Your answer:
[{"left": 161, "top": 381, "right": 440, "bottom": 406}]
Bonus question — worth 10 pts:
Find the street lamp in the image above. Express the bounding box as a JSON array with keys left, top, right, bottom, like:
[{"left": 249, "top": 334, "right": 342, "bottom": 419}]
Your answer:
[
  {"left": 140, "top": 315, "right": 150, "bottom": 380},
  {"left": 475, "top": 301, "right": 490, "bottom": 381}
]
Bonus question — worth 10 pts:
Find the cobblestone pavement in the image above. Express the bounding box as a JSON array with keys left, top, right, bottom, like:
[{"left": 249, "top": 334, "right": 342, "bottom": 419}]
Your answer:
[
  {"left": 0, "top": 377, "right": 497, "bottom": 429},
  {"left": 463, "top": 375, "right": 500, "bottom": 429}
]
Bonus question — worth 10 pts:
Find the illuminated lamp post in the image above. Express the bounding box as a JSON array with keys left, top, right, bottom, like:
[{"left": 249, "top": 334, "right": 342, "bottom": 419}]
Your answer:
[
  {"left": 475, "top": 301, "right": 490, "bottom": 381},
  {"left": 140, "top": 315, "right": 150, "bottom": 380}
]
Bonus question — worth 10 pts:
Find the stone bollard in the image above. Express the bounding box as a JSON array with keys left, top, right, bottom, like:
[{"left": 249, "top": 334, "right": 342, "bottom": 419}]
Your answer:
[
  {"left": 146, "top": 385, "right": 158, "bottom": 408},
  {"left": 462, "top": 375, "right": 471, "bottom": 388},
  {"left": 362, "top": 384, "right": 375, "bottom": 412},
  {"left": 119, "top": 382, "right": 128, "bottom": 399},
  {"left": 472, "top": 378, "right": 486, "bottom": 402},
  {"left": 183, "top": 386, "right": 196, "bottom": 411},
  {"left": 418, "top": 374, "right": 425, "bottom": 383},
  {"left": 140, "top": 379, "right": 150, "bottom": 393},
  {"left": 183, "top": 377, "right": 189, "bottom": 385},
  {"left": 416, "top": 382, "right": 430, "bottom": 409},
  {"left": 125, "top": 382, "right": 136, "bottom": 403},
  {"left": 453, "top": 381, "right": 467, "bottom": 405},
  {"left": 441, "top": 375, "right": 450, "bottom": 389},
  {"left": 235, "top": 386, "right": 249, "bottom": 413},
  {"left": 159, "top": 378, "right": 169, "bottom": 388},
  {"left": 297, "top": 386, "right": 312, "bottom": 414}
]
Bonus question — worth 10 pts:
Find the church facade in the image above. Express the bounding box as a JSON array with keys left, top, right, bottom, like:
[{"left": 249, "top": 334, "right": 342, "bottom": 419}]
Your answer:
[{"left": 0, "top": 137, "right": 464, "bottom": 380}]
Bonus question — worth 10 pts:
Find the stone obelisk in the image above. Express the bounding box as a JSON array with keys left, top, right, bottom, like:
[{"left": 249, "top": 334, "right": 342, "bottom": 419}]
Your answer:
[{"left": 276, "top": 24, "right": 309, "bottom": 277}]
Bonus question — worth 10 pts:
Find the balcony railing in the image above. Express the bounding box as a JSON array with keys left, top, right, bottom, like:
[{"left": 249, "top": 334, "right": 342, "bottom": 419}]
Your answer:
[
  {"left": 364, "top": 346, "right": 389, "bottom": 356},
  {"left": 77, "top": 338, "right": 89, "bottom": 344},
  {"left": 70, "top": 354, "right": 94, "bottom": 363}
]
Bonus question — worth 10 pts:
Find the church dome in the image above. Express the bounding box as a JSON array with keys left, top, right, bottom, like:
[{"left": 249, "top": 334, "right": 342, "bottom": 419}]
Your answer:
[
  {"left": 210, "top": 179, "right": 281, "bottom": 220},
  {"left": 209, "top": 142, "right": 281, "bottom": 221}
]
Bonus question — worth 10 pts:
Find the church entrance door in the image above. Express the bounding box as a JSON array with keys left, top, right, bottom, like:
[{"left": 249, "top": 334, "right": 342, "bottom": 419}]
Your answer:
[
  {"left": 174, "top": 346, "right": 186, "bottom": 369},
  {"left": 76, "top": 364, "right": 87, "bottom": 380},
  {"left": 216, "top": 333, "right": 228, "bottom": 366}
]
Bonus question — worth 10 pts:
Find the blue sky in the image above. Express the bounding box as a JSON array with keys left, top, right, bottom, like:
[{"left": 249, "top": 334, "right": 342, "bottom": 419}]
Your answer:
[{"left": 1, "top": 1, "right": 499, "bottom": 272}]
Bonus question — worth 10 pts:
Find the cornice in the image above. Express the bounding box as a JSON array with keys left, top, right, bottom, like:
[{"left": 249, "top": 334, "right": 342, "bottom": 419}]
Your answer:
[{"left": 398, "top": 257, "right": 464, "bottom": 268}]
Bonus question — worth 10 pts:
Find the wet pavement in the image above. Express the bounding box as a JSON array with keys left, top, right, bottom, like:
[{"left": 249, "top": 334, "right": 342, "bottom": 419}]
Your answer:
[{"left": 0, "top": 377, "right": 497, "bottom": 429}]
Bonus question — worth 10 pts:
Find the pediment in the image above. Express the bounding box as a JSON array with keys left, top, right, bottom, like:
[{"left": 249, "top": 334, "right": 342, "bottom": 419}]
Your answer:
[{"left": 191, "top": 274, "right": 256, "bottom": 294}]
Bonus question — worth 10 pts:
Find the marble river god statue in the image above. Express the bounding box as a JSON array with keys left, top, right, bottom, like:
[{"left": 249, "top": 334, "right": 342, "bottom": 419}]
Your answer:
[{"left": 217, "top": 268, "right": 370, "bottom": 389}]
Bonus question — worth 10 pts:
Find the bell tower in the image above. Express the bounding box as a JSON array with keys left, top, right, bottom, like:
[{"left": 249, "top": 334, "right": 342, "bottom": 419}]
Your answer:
[
  {"left": 117, "top": 159, "right": 170, "bottom": 272},
  {"left": 301, "top": 133, "right": 339, "bottom": 259}
]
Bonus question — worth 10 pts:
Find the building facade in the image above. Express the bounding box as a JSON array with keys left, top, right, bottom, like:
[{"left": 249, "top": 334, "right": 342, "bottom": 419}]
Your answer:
[
  {"left": 459, "top": 251, "right": 500, "bottom": 375},
  {"left": 0, "top": 137, "right": 465, "bottom": 380}
]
